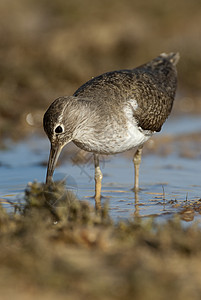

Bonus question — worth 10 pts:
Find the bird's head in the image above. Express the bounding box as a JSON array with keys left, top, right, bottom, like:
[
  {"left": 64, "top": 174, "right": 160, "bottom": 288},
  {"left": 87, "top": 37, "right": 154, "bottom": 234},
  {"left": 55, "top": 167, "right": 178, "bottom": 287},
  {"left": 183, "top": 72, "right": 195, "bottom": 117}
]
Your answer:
[{"left": 43, "top": 96, "right": 77, "bottom": 184}]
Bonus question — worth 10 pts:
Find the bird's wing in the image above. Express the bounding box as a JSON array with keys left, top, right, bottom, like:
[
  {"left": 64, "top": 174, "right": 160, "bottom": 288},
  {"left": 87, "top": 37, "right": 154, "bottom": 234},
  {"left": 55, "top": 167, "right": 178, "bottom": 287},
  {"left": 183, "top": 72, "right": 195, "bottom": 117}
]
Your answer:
[
  {"left": 129, "top": 53, "right": 179, "bottom": 132},
  {"left": 74, "top": 53, "right": 179, "bottom": 132},
  {"left": 128, "top": 71, "right": 176, "bottom": 132}
]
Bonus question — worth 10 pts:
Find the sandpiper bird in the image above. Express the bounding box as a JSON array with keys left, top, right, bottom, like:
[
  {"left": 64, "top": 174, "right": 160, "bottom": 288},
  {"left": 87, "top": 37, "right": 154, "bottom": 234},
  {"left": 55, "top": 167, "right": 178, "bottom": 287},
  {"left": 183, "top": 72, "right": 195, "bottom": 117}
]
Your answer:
[{"left": 43, "top": 52, "right": 179, "bottom": 205}]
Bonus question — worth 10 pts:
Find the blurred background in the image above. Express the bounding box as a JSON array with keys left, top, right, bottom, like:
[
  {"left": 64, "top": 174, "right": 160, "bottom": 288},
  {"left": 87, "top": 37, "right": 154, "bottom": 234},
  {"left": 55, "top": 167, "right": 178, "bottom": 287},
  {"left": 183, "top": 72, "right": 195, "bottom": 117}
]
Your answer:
[{"left": 0, "top": 0, "right": 201, "bottom": 141}]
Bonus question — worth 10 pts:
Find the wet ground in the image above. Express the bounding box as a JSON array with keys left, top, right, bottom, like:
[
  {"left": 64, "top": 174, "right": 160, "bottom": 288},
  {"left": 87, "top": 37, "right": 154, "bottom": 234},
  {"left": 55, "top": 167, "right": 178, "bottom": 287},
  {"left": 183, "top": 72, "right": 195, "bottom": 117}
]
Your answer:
[{"left": 1, "top": 114, "right": 201, "bottom": 222}]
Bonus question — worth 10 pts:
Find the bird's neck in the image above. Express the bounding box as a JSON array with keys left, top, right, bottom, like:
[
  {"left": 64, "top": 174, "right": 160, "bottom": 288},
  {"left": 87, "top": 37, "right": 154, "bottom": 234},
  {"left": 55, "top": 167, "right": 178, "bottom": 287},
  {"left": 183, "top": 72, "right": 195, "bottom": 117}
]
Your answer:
[{"left": 71, "top": 100, "right": 98, "bottom": 139}]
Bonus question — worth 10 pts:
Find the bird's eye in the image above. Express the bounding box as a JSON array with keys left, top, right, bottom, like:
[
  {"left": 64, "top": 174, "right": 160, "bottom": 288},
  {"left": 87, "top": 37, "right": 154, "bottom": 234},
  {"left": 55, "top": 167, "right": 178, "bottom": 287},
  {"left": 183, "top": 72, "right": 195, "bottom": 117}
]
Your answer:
[{"left": 55, "top": 125, "right": 63, "bottom": 134}]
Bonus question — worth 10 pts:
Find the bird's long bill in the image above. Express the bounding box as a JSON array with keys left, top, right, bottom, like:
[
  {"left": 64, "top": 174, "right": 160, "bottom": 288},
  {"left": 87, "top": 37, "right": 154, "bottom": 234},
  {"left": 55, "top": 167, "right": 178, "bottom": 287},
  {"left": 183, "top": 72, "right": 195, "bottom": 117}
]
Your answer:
[{"left": 46, "top": 143, "right": 62, "bottom": 184}]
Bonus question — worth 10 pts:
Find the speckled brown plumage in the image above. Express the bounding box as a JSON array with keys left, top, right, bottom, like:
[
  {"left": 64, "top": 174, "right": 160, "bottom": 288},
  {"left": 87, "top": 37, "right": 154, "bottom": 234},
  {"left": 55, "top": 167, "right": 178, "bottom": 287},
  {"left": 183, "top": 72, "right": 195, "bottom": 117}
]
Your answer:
[{"left": 74, "top": 52, "right": 179, "bottom": 132}]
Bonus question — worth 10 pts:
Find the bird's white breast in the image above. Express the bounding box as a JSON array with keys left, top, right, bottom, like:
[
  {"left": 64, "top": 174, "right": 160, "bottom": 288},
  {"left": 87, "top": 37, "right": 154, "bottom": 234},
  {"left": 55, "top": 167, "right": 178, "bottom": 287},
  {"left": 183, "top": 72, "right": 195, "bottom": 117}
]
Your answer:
[
  {"left": 73, "top": 99, "right": 154, "bottom": 154},
  {"left": 118, "top": 98, "right": 153, "bottom": 151},
  {"left": 103, "top": 102, "right": 152, "bottom": 154}
]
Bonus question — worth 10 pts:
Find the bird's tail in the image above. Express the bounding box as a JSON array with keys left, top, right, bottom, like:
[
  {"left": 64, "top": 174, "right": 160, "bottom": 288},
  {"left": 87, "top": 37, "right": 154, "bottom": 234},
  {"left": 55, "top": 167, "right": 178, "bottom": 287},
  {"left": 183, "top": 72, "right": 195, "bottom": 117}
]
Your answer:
[
  {"left": 135, "top": 52, "right": 180, "bottom": 73},
  {"left": 141, "top": 52, "right": 180, "bottom": 70},
  {"left": 159, "top": 52, "right": 180, "bottom": 66},
  {"left": 136, "top": 52, "right": 180, "bottom": 79}
]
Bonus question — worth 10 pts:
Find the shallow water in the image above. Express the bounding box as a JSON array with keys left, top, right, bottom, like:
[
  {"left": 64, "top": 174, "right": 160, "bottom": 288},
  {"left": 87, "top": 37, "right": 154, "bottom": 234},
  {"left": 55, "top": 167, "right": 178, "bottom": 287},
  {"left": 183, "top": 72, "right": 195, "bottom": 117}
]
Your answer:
[{"left": 1, "top": 115, "right": 201, "bottom": 222}]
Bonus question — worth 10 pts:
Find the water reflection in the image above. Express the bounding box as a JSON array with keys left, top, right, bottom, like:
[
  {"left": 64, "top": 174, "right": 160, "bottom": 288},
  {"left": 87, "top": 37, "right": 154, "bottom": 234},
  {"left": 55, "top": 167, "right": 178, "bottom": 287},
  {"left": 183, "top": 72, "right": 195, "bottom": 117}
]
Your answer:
[{"left": 0, "top": 115, "right": 201, "bottom": 221}]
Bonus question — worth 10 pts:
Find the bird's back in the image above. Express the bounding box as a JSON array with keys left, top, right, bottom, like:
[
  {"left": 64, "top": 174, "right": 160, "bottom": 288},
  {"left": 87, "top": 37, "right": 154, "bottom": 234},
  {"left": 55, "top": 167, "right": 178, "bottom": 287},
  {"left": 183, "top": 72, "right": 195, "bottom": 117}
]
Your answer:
[{"left": 74, "top": 53, "right": 179, "bottom": 132}]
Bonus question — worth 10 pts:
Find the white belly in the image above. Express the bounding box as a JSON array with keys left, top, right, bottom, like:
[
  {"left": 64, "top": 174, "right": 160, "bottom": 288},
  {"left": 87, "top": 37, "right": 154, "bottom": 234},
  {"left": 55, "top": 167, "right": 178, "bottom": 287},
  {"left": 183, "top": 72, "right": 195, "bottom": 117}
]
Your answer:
[
  {"left": 73, "top": 122, "right": 153, "bottom": 155},
  {"left": 73, "top": 99, "right": 154, "bottom": 154}
]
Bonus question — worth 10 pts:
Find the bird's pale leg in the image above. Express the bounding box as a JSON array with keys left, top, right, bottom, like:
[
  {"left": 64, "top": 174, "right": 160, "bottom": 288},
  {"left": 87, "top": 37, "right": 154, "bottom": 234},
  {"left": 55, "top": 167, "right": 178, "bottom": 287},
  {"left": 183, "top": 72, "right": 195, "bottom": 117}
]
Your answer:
[
  {"left": 94, "top": 154, "right": 103, "bottom": 208},
  {"left": 133, "top": 147, "right": 143, "bottom": 192}
]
